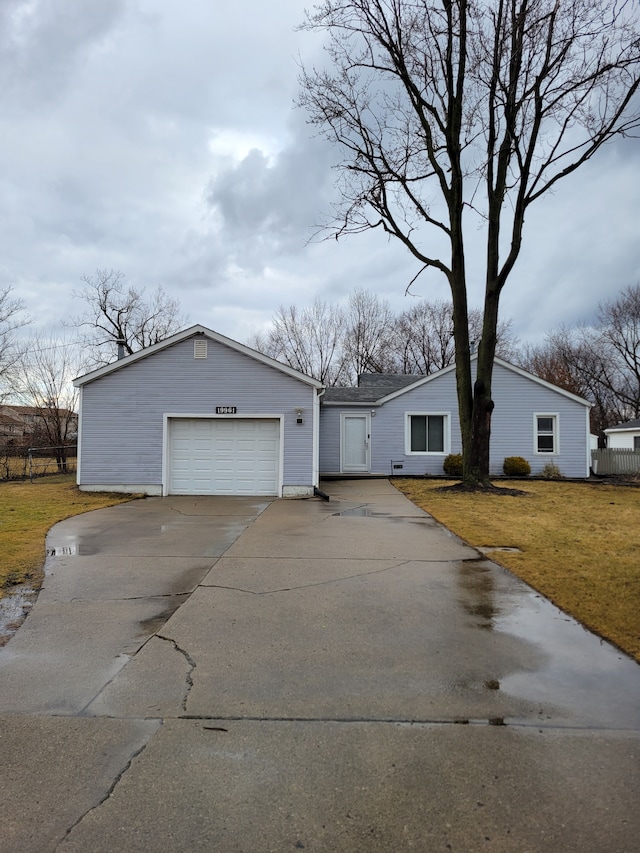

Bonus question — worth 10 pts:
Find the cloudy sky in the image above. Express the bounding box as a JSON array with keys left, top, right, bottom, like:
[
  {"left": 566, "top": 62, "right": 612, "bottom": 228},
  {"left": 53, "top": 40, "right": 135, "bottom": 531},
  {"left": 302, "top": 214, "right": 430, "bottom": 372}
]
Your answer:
[{"left": 1, "top": 0, "right": 639, "bottom": 350}]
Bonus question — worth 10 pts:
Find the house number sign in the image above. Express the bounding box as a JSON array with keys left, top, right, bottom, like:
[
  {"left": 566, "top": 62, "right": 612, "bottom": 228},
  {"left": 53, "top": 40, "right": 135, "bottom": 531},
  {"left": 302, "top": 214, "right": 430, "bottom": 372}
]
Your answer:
[{"left": 216, "top": 406, "right": 237, "bottom": 414}]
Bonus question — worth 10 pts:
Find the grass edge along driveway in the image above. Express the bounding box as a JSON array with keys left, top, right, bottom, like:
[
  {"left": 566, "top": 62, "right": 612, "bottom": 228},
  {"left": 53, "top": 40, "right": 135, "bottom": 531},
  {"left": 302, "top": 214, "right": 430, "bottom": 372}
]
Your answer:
[
  {"left": 394, "top": 478, "right": 640, "bottom": 663},
  {"left": 0, "top": 474, "right": 138, "bottom": 596},
  {"left": 2, "top": 474, "right": 638, "bottom": 664}
]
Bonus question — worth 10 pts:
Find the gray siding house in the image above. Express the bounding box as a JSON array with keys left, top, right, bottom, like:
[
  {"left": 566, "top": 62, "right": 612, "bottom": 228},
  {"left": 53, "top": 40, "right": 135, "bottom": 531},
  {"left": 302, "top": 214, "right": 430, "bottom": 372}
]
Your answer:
[
  {"left": 75, "top": 328, "right": 592, "bottom": 495},
  {"left": 320, "top": 358, "right": 592, "bottom": 479},
  {"left": 74, "top": 325, "right": 323, "bottom": 497}
]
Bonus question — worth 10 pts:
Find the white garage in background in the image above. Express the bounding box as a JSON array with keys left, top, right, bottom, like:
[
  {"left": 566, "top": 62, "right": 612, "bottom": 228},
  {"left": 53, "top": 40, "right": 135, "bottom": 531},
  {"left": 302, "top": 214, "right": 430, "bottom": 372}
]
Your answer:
[
  {"left": 74, "top": 325, "right": 324, "bottom": 497},
  {"left": 604, "top": 418, "right": 640, "bottom": 450}
]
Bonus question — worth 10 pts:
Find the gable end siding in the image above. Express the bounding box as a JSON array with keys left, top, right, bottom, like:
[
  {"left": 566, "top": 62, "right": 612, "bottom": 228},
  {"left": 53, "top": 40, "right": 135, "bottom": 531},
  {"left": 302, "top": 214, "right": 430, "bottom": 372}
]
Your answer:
[
  {"left": 78, "top": 337, "right": 317, "bottom": 490},
  {"left": 489, "top": 363, "right": 588, "bottom": 476}
]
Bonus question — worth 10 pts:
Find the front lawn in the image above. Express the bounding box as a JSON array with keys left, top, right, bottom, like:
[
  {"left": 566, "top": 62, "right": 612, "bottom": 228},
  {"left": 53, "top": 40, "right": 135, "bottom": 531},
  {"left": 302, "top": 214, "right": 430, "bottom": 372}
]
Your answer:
[
  {"left": 0, "top": 474, "right": 138, "bottom": 595},
  {"left": 3, "top": 474, "right": 638, "bottom": 663},
  {"left": 394, "top": 478, "right": 640, "bottom": 662}
]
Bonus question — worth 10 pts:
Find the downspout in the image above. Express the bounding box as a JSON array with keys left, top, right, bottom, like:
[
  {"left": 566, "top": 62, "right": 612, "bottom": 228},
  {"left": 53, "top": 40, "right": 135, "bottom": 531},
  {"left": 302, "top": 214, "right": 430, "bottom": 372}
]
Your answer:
[
  {"left": 75, "top": 385, "right": 83, "bottom": 486},
  {"left": 586, "top": 404, "right": 593, "bottom": 477},
  {"left": 313, "top": 387, "right": 325, "bottom": 489}
]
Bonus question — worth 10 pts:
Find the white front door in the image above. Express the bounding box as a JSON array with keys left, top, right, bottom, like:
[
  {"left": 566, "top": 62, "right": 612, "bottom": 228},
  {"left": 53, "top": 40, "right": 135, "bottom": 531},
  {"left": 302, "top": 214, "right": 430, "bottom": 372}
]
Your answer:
[{"left": 341, "top": 414, "right": 370, "bottom": 473}]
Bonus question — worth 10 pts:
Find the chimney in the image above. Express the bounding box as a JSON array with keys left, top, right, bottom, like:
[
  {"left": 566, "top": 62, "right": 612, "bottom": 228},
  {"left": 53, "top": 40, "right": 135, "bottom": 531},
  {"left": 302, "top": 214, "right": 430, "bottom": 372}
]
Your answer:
[{"left": 117, "top": 338, "right": 126, "bottom": 360}]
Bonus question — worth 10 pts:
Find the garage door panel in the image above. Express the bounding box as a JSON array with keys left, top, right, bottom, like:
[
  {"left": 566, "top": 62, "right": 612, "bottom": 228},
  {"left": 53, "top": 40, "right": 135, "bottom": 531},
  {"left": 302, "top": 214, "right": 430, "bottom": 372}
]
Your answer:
[
  {"left": 171, "top": 478, "right": 189, "bottom": 492},
  {"left": 257, "top": 477, "right": 277, "bottom": 488},
  {"left": 169, "top": 418, "right": 280, "bottom": 495}
]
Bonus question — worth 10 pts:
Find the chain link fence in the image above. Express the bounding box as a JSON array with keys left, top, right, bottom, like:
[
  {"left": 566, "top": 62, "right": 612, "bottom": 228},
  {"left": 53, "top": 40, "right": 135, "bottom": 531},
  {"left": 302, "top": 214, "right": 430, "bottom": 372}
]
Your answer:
[{"left": 0, "top": 444, "right": 77, "bottom": 481}]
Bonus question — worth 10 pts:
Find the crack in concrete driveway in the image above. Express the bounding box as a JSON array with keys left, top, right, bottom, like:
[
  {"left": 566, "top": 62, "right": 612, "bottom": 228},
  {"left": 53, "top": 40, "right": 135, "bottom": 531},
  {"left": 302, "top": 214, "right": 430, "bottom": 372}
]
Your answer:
[{"left": 1, "top": 483, "right": 639, "bottom": 853}]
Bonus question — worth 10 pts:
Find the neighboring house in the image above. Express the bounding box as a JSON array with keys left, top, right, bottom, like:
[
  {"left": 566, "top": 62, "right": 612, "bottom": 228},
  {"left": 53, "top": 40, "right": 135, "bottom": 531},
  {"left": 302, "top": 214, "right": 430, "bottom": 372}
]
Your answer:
[
  {"left": 604, "top": 418, "right": 640, "bottom": 451},
  {"left": 0, "top": 405, "right": 78, "bottom": 444},
  {"left": 320, "top": 357, "right": 592, "bottom": 479},
  {"left": 73, "top": 325, "right": 324, "bottom": 497},
  {"left": 0, "top": 409, "right": 26, "bottom": 443}
]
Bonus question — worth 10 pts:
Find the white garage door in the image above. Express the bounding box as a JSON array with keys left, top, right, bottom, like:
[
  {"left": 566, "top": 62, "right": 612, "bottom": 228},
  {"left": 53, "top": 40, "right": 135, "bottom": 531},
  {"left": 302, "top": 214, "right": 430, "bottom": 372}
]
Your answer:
[{"left": 169, "top": 418, "right": 280, "bottom": 495}]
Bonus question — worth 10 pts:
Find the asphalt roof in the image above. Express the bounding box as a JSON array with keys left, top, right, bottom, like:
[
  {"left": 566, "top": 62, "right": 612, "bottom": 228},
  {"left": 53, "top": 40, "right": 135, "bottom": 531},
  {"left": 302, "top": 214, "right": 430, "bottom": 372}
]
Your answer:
[
  {"left": 606, "top": 418, "right": 640, "bottom": 431},
  {"left": 323, "top": 374, "right": 422, "bottom": 403}
]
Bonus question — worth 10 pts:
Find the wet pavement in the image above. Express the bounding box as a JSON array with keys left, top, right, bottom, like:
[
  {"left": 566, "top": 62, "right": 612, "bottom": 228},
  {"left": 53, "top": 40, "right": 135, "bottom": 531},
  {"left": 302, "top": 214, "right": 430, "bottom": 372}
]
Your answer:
[{"left": 0, "top": 480, "right": 639, "bottom": 852}]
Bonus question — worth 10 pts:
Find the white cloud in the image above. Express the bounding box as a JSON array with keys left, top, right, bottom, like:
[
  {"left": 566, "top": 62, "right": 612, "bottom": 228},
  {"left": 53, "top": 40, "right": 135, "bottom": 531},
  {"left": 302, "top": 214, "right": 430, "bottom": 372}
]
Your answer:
[{"left": 0, "top": 0, "right": 638, "bottom": 353}]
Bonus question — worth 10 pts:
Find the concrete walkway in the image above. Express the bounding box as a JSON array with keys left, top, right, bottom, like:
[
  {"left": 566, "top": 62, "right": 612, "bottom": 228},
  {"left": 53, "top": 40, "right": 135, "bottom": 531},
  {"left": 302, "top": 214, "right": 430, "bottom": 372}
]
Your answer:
[{"left": 1, "top": 479, "right": 639, "bottom": 852}]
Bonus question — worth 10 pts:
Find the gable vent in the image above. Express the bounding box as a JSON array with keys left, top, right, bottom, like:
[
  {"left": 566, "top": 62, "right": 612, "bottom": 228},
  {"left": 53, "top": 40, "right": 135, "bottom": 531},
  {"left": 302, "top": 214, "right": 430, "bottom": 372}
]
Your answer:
[{"left": 194, "top": 339, "right": 208, "bottom": 359}]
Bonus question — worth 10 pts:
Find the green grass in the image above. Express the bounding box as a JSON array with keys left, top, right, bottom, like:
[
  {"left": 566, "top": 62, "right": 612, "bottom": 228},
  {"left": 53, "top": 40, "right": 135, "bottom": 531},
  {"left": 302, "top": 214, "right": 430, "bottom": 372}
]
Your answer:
[
  {"left": 394, "top": 478, "right": 640, "bottom": 662},
  {"left": 0, "top": 474, "right": 138, "bottom": 594}
]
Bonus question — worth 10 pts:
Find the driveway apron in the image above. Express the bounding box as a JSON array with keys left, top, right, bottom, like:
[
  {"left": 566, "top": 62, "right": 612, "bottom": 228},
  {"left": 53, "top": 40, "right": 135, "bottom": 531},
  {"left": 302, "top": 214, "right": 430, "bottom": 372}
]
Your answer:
[{"left": 0, "top": 480, "right": 638, "bottom": 853}]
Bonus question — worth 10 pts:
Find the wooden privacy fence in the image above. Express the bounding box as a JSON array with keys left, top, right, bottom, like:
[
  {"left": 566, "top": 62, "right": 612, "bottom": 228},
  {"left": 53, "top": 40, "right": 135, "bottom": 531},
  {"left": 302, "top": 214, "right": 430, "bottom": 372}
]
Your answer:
[{"left": 591, "top": 449, "right": 640, "bottom": 476}]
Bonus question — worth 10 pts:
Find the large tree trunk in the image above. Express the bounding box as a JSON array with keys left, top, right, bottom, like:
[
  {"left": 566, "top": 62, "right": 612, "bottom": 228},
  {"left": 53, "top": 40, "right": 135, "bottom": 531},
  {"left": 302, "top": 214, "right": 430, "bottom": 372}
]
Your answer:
[
  {"left": 453, "top": 273, "right": 501, "bottom": 487},
  {"left": 453, "top": 323, "right": 476, "bottom": 486},
  {"left": 449, "top": 203, "right": 476, "bottom": 485}
]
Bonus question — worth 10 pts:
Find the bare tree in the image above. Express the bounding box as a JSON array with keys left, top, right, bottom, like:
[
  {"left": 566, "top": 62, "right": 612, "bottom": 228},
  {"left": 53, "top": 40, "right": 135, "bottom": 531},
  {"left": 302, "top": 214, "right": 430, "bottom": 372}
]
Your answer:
[
  {"left": 300, "top": 0, "right": 640, "bottom": 486},
  {"left": 12, "top": 333, "right": 85, "bottom": 471},
  {"left": 69, "top": 269, "right": 188, "bottom": 367},
  {"left": 518, "top": 326, "right": 620, "bottom": 439},
  {"left": 395, "top": 300, "right": 457, "bottom": 374},
  {"left": 593, "top": 283, "right": 640, "bottom": 421},
  {"left": 395, "top": 299, "right": 517, "bottom": 373},
  {"left": 519, "top": 329, "right": 589, "bottom": 397},
  {"left": 342, "top": 288, "right": 400, "bottom": 379},
  {"left": 249, "top": 298, "right": 349, "bottom": 385},
  {"left": 0, "top": 286, "right": 30, "bottom": 399},
  {"left": 470, "top": 311, "right": 518, "bottom": 364},
  {"left": 252, "top": 288, "right": 520, "bottom": 385}
]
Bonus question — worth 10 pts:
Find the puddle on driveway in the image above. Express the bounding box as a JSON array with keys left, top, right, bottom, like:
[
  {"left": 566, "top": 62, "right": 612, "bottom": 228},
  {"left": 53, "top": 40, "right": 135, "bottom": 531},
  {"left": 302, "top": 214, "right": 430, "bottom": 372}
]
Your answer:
[
  {"left": 456, "top": 561, "right": 640, "bottom": 728},
  {"left": 45, "top": 534, "right": 96, "bottom": 556},
  {"left": 457, "top": 561, "right": 500, "bottom": 627},
  {"left": 493, "top": 592, "right": 640, "bottom": 727},
  {"left": 326, "top": 502, "right": 432, "bottom": 525},
  {"left": 332, "top": 506, "right": 392, "bottom": 518},
  {"left": 46, "top": 545, "right": 78, "bottom": 557}
]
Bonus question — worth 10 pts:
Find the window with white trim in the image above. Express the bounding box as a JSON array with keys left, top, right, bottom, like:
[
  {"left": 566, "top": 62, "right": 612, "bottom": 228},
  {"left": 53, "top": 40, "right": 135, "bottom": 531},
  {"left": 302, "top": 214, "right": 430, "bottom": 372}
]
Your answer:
[
  {"left": 535, "top": 414, "right": 558, "bottom": 454},
  {"left": 406, "top": 413, "right": 449, "bottom": 454}
]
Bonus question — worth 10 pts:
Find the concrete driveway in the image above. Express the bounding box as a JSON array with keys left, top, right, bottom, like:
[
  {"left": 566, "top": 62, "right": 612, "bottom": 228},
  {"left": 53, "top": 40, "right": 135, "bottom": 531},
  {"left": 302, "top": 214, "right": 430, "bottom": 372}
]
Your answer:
[{"left": 1, "top": 479, "right": 639, "bottom": 852}]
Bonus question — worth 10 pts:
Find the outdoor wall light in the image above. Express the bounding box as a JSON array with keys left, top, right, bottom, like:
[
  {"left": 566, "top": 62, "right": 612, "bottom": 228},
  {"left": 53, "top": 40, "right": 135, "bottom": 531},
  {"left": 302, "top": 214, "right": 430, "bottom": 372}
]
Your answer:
[
  {"left": 371, "top": 409, "right": 376, "bottom": 417},
  {"left": 296, "top": 408, "right": 304, "bottom": 425}
]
